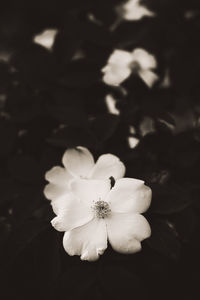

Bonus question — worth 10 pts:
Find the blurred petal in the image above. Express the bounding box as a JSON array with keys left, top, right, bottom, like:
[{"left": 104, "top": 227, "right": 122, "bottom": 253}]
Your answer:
[
  {"left": 106, "top": 212, "right": 151, "bottom": 254},
  {"left": 108, "top": 49, "right": 133, "bottom": 65},
  {"left": 33, "top": 29, "right": 58, "bottom": 50},
  {"left": 63, "top": 218, "right": 107, "bottom": 261},
  {"left": 45, "top": 166, "right": 73, "bottom": 185},
  {"left": 132, "top": 48, "right": 157, "bottom": 69},
  {"left": 50, "top": 194, "right": 93, "bottom": 232},
  {"left": 102, "top": 65, "right": 131, "bottom": 86},
  {"left": 44, "top": 183, "right": 68, "bottom": 201},
  {"left": 105, "top": 178, "right": 152, "bottom": 213},
  {"left": 89, "top": 154, "right": 126, "bottom": 180},
  {"left": 120, "top": 0, "right": 155, "bottom": 21},
  {"left": 102, "top": 50, "right": 132, "bottom": 86},
  {"left": 127, "top": 136, "right": 139, "bottom": 149},
  {"left": 139, "top": 69, "right": 159, "bottom": 88},
  {"left": 71, "top": 179, "right": 111, "bottom": 207},
  {"left": 62, "top": 146, "right": 95, "bottom": 178},
  {"left": 105, "top": 94, "right": 120, "bottom": 115}
]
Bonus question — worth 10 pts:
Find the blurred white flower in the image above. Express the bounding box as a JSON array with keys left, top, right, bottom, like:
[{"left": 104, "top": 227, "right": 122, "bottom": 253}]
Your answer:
[
  {"left": 33, "top": 29, "right": 58, "bottom": 50},
  {"left": 116, "top": 0, "right": 155, "bottom": 21},
  {"left": 102, "top": 48, "right": 158, "bottom": 87},
  {"left": 44, "top": 146, "right": 125, "bottom": 207},
  {"left": 51, "top": 178, "right": 151, "bottom": 261}
]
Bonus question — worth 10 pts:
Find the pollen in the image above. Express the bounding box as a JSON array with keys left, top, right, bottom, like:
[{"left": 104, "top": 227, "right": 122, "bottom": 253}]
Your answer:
[{"left": 92, "top": 200, "right": 111, "bottom": 219}]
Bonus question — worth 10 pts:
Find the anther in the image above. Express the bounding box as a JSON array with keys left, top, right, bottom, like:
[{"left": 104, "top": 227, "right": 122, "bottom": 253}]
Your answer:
[{"left": 92, "top": 201, "right": 111, "bottom": 219}]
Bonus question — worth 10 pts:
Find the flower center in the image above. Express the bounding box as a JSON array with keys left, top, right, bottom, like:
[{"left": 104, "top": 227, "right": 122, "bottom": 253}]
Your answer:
[
  {"left": 92, "top": 201, "right": 111, "bottom": 219},
  {"left": 129, "top": 61, "right": 140, "bottom": 73}
]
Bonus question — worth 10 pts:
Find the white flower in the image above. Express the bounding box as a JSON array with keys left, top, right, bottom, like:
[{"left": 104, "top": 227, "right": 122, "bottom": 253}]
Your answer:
[
  {"left": 102, "top": 48, "right": 158, "bottom": 87},
  {"left": 44, "top": 146, "right": 125, "bottom": 211},
  {"left": 51, "top": 178, "right": 151, "bottom": 261}
]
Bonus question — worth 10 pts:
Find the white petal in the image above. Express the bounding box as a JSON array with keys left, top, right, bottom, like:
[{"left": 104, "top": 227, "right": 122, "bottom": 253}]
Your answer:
[
  {"left": 102, "top": 50, "right": 133, "bottom": 86},
  {"left": 107, "top": 50, "right": 133, "bottom": 65},
  {"left": 105, "top": 178, "right": 152, "bottom": 213},
  {"left": 106, "top": 212, "right": 151, "bottom": 254},
  {"left": 43, "top": 183, "right": 68, "bottom": 201},
  {"left": 105, "top": 94, "right": 120, "bottom": 115},
  {"left": 50, "top": 195, "right": 69, "bottom": 215},
  {"left": 127, "top": 136, "right": 140, "bottom": 149},
  {"left": 45, "top": 166, "right": 73, "bottom": 185},
  {"left": 138, "top": 69, "right": 159, "bottom": 88},
  {"left": 50, "top": 193, "right": 92, "bottom": 232},
  {"left": 63, "top": 218, "right": 107, "bottom": 261},
  {"left": 89, "top": 154, "right": 126, "bottom": 180},
  {"left": 70, "top": 179, "right": 111, "bottom": 207},
  {"left": 102, "top": 65, "right": 131, "bottom": 86},
  {"left": 62, "top": 147, "right": 95, "bottom": 178},
  {"left": 122, "top": 0, "right": 155, "bottom": 21},
  {"left": 33, "top": 29, "right": 58, "bottom": 50},
  {"left": 131, "top": 48, "right": 157, "bottom": 70}
]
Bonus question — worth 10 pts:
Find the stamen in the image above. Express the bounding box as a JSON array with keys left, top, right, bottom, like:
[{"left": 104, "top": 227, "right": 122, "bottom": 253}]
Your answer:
[{"left": 92, "top": 200, "right": 111, "bottom": 219}]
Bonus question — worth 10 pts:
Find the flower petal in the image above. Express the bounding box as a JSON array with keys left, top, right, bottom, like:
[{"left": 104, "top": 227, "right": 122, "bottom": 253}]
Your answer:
[
  {"left": 50, "top": 193, "right": 93, "bottom": 232},
  {"left": 45, "top": 166, "right": 73, "bottom": 185},
  {"left": 105, "top": 178, "right": 152, "bottom": 213},
  {"left": 106, "top": 213, "right": 151, "bottom": 254},
  {"left": 43, "top": 183, "right": 68, "bottom": 201},
  {"left": 131, "top": 48, "right": 157, "bottom": 70},
  {"left": 108, "top": 49, "right": 133, "bottom": 65},
  {"left": 138, "top": 69, "right": 159, "bottom": 88},
  {"left": 63, "top": 218, "right": 107, "bottom": 261},
  {"left": 121, "top": 0, "right": 155, "bottom": 21},
  {"left": 102, "top": 65, "right": 131, "bottom": 86},
  {"left": 62, "top": 146, "right": 95, "bottom": 178},
  {"left": 102, "top": 50, "right": 133, "bottom": 86},
  {"left": 89, "top": 154, "right": 126, "bottom": 180},
  {"left": 70, "top": 179, "right": 111, "bottom": 207}
]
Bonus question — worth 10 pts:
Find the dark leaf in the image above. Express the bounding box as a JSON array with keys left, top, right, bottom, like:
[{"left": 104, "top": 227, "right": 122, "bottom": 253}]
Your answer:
[
  {"left": 149, "top": 183, "right": 193, "bottom": 214},
  {"left": 90, "top": 113, "right": 119, "bottom": 143},
  {"left": 0, "top": 178, "right": 19, "bottom": 206},
  {"left": 147, "top": 218, "right": 181, "bottom": 260},
  {"left": 58, "top": 60, "right": 100, "bottom": 88},
  {"left": 1, "top": 218, "right": 50, "bottom": 271},
  {"left": 47, "top": 126, "right": 98, "bottom": 149},
  {"left": 11, "top": 44, "right": 59, "bottom": 89},
  {"left": 101, "top": 265, "right": 145, "bottom": 300},
  {"left": 0, "top": 120, "right": 18, "bottom": 157},
  {"left": 8, "top": 155, "right": 43, "bottom": 183},
  {"left": 45, "top": 88, "right": 87, "bottom": 126}
]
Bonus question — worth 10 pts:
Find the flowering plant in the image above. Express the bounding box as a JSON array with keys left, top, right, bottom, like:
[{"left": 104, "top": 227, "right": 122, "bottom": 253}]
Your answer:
[
  {"left": 44, "top": 147, "right": 151, "bottom": 261},
  {"left": 0, "top": 0, "right": 199, "bottom": 299}
]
